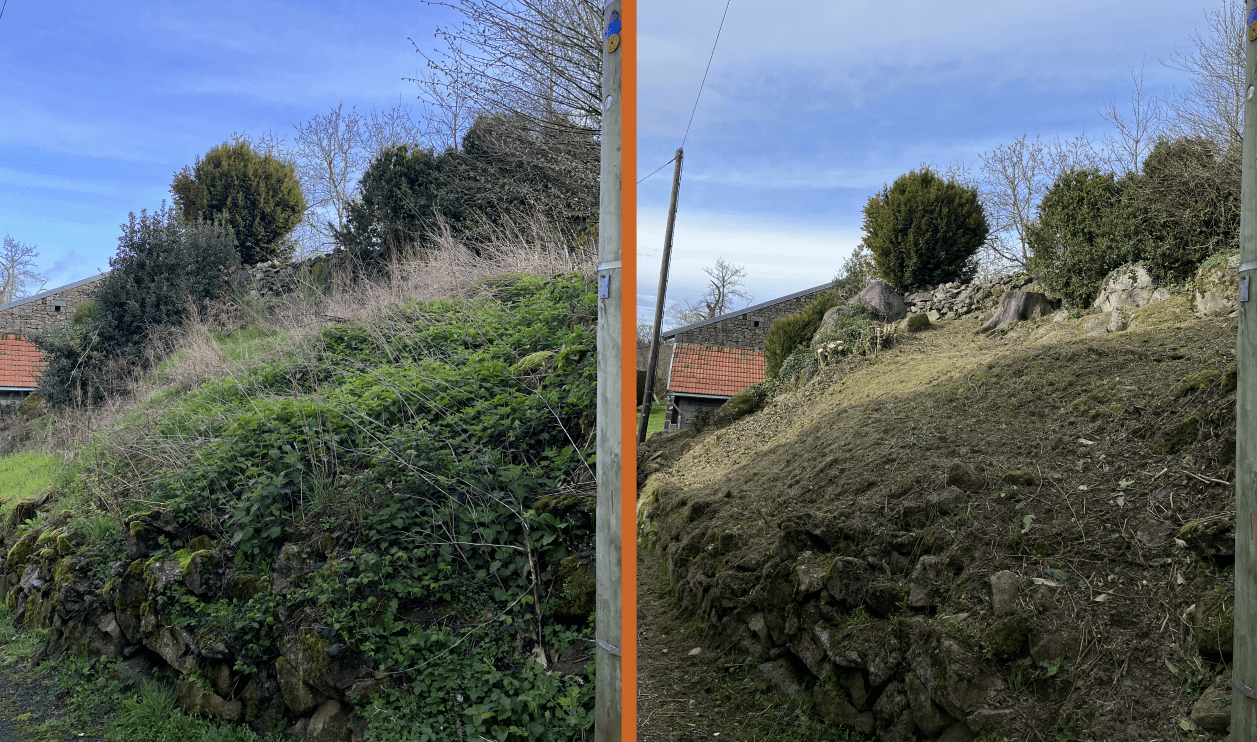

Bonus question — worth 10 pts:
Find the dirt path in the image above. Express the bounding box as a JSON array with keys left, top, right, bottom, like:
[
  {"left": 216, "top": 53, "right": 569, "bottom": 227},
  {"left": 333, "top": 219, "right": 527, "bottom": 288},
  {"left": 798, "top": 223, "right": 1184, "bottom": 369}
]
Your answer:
[{"left": 637, "top": 551, "right": 826, "bottom": 742}]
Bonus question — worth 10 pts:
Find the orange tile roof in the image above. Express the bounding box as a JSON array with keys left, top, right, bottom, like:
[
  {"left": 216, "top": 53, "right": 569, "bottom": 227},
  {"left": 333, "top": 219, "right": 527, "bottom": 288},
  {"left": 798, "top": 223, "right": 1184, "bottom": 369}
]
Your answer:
[
  {"left": 668, "top": 344, "right": 766, "bottom": 398},
  {"left": 0, "top": 336, "right": 42, "bottom": 389}
]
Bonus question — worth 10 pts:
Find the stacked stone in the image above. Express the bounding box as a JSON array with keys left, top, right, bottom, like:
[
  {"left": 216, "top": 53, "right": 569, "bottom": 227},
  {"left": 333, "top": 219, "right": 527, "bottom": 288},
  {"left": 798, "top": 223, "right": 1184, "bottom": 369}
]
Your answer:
[
  {"left": 234, "top": 255, "right": 334, "bottom": 301},
  {"left": 902, "top": 274, "right": 1033, "bottom": 322}
]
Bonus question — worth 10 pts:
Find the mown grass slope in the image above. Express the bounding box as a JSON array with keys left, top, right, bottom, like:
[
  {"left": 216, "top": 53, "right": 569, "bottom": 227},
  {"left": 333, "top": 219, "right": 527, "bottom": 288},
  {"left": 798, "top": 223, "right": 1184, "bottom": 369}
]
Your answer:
[{"left": 639, "top": 295, "right": 1239, "bottom": 742}]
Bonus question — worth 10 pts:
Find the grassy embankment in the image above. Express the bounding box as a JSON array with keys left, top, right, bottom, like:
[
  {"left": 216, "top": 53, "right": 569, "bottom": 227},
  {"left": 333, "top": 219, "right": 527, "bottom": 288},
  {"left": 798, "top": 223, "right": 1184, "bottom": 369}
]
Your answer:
[
  {"left": 0, "top": 243, "right": 599, "bottom": 742},
  {"left": 638, "top": 295, "right": 1240, "bottom": 742}
]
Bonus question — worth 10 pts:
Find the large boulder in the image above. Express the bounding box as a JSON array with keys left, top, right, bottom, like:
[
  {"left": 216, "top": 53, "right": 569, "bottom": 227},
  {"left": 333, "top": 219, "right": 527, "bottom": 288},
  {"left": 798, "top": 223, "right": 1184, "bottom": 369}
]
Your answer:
[
  {"left": 1194, "top": 252, "right": 1241, "bottom": 317},
  {"left": 850, "top": 279, "right": 907, "bottom": 322},
  {"left": 1094, "top": 264, "right": 1164, "bottom": 313},
  {"left": 977, "top": 291, "right": 1055, "bottom": 334}
]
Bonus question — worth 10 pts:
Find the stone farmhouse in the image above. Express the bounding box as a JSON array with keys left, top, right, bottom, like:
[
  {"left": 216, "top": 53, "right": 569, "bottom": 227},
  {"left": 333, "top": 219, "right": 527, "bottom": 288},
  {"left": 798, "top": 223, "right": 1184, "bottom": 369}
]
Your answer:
[
  {"left": 0, "top": 274, "right": 107, "bottom": 404},
  {"left": 659, "top": 282, "right": 829, "bottom": 430}
]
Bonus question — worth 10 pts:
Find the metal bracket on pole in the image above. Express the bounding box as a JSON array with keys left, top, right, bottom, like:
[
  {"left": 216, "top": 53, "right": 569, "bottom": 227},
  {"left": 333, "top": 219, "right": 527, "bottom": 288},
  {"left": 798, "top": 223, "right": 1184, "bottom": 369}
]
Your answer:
[{"left": 1235, "top": 677, "right": 1257, "bottom": 701}]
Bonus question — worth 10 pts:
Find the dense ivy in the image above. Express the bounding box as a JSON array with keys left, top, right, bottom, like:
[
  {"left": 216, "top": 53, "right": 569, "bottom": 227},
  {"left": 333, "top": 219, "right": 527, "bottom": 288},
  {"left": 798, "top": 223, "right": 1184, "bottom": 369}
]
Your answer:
[{"left": 78, "top": 273, "right": 597, "bottom": 741}]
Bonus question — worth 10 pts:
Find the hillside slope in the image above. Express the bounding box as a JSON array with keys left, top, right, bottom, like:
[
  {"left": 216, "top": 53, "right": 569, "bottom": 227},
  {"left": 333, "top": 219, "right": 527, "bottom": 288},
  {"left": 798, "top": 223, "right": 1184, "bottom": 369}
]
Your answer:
[
  {"left": 0, "top": 272, "right": 598, "bottom": 742},
  {"left": 639, "top": 295, "right": 1239, "bottom": 742}
]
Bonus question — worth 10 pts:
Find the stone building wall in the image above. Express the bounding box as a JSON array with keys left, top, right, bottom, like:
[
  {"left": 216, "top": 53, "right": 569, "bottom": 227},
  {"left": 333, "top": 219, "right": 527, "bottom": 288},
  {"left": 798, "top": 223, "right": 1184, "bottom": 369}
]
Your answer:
[
  {"left": 0, "top": 276, "right": 106, "bottom": 337},
  {"left": 663, "top": 284, "right": 829, "bottom": 351}
]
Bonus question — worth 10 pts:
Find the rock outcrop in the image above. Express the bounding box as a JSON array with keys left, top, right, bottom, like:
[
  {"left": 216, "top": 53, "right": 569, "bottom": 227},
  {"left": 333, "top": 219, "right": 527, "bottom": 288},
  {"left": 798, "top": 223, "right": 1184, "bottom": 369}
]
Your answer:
[{"left": 1194, "top": 252, "right": 1241, "bottom": 317}]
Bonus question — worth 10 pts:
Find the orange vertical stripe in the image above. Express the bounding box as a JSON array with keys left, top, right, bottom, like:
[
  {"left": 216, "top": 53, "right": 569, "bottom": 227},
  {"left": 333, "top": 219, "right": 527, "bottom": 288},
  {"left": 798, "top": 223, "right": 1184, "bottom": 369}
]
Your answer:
[{"left": 619, "top": 0, "right": 637, "bottom": 737}]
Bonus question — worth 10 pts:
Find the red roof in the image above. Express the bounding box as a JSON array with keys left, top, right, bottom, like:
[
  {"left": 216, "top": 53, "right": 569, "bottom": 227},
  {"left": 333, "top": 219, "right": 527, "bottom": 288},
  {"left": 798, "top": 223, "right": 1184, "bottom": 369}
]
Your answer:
[
  {"left": 0, "top": 336, "right": 42, "bottom": 389},
  {"left": 668, "top": 344, "right": 766, "bottom": 398}
]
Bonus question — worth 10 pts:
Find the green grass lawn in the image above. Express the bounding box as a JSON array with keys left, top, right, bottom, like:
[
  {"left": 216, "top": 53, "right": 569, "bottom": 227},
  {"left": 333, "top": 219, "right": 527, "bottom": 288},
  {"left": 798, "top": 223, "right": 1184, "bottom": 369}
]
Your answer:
[
  {"left": 638, "top": 404, "right": 665, "bottom": 438},
  {"left": 0, "top": 452, "right": 58, "bottom": 515}
]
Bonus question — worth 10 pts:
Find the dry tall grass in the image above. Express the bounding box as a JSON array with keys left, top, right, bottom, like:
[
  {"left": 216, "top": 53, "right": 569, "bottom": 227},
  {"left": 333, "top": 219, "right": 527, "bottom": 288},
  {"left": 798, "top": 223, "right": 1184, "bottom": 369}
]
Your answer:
[{"left": 23, "top": 220, "right": 595, "bottom": 459}]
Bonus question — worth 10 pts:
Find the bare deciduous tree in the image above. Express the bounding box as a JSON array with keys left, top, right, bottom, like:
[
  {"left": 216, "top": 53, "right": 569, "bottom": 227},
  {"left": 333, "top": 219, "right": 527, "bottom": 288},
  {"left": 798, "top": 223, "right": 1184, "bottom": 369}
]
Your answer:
[
  {"left": 970, "top": 133, "right": 1100, "bottom": 273},
  {"left": 1162, "top": 0, "right": 1245, "bottom": 149},
  {"left": 1099, "top": 66, "right": 1165, "bottom": 175},
  {"left": 0, "top": 236, "right": 47, "bottom": 304},
  {"left": 236, "top": 104, "right": 432, "bottom": 259},
  {"left": 666, "top": 258, "right": 754, "bottom": 327},
  {"left": 411, "top": 0, "right": 603, "bottom": 136}
]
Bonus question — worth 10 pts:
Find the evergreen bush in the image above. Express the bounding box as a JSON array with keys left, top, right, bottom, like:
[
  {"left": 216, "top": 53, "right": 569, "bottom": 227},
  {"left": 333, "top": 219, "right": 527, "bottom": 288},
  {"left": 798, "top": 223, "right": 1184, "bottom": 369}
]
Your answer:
[
  {"left": 862, "top": 168, "right": 988, "bottom": 291},
  {"left": 171, "top": 139, "right": 306, "bottom": 264},
  {"left": 1027, "top": 169, "right": 1152, "bottom": 307},
  {"left": 764, "top": 290, "right": 837, "bottom": 378}
]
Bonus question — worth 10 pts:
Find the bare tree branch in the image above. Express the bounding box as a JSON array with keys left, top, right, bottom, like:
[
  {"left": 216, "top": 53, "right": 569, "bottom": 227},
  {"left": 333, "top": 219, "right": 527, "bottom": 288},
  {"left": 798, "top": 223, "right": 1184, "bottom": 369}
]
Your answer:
[{"left": 1161, "top": 0, "right": 1245, "bottom": 150}]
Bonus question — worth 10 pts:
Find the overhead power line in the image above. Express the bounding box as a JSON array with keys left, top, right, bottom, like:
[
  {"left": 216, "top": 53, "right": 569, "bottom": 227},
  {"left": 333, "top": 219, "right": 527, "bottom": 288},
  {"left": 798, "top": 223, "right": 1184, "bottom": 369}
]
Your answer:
[
  {"left": 638, "top": 0, "right": 733, "bottom": 184},
  {"left": 681, "top": 0, "right": 732, "bottom": 149}
]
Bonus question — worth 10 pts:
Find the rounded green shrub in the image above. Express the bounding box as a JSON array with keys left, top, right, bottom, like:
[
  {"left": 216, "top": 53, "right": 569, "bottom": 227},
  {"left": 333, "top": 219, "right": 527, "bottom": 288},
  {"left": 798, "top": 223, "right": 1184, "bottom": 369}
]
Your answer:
[
  {"left": 1027, "top": 169, "right": 1152, "bottom": 308},
  {"left": 862, "top": 168, "right": 988, "bottom": 291}
]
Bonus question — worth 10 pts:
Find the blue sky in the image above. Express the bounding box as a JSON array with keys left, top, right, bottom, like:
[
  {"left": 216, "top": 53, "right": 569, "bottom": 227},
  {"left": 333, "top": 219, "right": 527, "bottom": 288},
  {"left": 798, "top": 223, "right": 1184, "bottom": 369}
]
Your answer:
[
  {"left": 0, "top": 0, "right": 450, "bottom": 288},
  {"left": 637, "top": 0, "right": 1230, "bottom": 323}
]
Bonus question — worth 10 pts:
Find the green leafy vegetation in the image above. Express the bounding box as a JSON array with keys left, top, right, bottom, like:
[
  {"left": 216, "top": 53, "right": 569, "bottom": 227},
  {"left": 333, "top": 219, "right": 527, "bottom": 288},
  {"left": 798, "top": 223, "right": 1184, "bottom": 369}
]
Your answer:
[
  {"left": 6, "top": 272, "right": 598, "bottom": 741},
  {"left": 171, "top": 138, "right": 306, "bottom": 265},
  {"left": 862, "top": 167, "right": 988, "bottom": 291}
]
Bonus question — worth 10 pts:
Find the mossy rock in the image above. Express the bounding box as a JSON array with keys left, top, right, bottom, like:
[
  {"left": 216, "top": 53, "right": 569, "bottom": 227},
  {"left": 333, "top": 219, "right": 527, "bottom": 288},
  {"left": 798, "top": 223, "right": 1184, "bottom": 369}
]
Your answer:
[
  {"left": 186, "top": 535, "right": 213, "bottom": 552},
  {"left": 551, "top": 556, "right": 595, "bottom": 622},
  {"left": 55, "top": 533, "right": 79, "bottom": 556},
  {"left": 1222, "top": 364, "right": 1238, "bottom": 394},
  {"left": 905, "top": 314, "right": 930, "bottom": 332},
  {"left": 6, "top": 497, "right": 44, "bottom": 531},
  {"left": 34, "top": 528, "right": 60, "bottom": 548},
  {"left": 1153, "top": 416, "right": 1199, "bottom": 455},
  {"left": 51, "top": 556, "right": 76, "bottom": 585},
  {"left": 5, "top": 531, "right": 38, "bottom": 573},
  {"left": 1194, "top": 585, "right": 1234, "bottom": 659},
  {"left": 224, "top": 573, "right": 269, "bottom": 602},
  {"left": 512, "top": 350, "right": 556, "bottom": 375},
  {"left": 984, "top": 616, "right": 1034, "bottom": 662},
  {"left": 1177, "top": 370, "right": 1217, "bottom": 395}
]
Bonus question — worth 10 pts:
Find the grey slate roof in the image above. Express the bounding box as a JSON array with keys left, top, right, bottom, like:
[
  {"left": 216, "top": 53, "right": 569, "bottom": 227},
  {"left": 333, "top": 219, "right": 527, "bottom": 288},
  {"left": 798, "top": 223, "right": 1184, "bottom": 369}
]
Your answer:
[{"left": 0, "top": 273, "right": 108, "bottom": 313}]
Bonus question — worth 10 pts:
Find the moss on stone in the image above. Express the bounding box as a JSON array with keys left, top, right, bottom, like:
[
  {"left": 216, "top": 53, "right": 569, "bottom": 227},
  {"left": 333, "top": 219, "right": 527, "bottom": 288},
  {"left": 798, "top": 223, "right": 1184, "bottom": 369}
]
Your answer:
[
  {"left": 224, "top": 573, "right": 269, "bottom": 602},
  {"left": 186, "top": 535, "right": 213, "bottom": 552},
  {"left": 1154, "top": 416, "right": 1199, "bottom": 455},
  {"left": 512, "top": 350, "right": 555, "bottom": 375},
  {"left": 55, "top": 533, "right": 78, "bottom": 556},
  {"left": 552, "top": 556, "right": 595, "bottom": 621},
  {"left": 51, "top": 556, "right": 75, "bottom": 585},
  {"left": 5, "top": 531, "right": 38, "bottom": 573},
  {"left": 1177, "top": 370, "right": 1217, "bottom": 394},
  {"left": 1222, "top": 364, "right": 1238, "bottom": 394},
  {"left": 905, "top": 314, "right": 930, "bottom": 332},
  {"left": 984, "top": 616, "right": 1034, "bottom": 662}
]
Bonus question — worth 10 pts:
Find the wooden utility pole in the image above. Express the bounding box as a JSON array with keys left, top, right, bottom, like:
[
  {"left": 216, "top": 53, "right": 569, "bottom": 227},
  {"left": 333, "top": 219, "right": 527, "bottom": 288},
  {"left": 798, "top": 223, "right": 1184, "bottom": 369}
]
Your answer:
[
  {"left": 637, "top": 148, "right": 684, "bottom": 443},
  {"left": 1235, "top": 1, "right": 1257, "bottom": 736},
  {"left": 595, "top": 0, "right": 623, "bottom": 738}
]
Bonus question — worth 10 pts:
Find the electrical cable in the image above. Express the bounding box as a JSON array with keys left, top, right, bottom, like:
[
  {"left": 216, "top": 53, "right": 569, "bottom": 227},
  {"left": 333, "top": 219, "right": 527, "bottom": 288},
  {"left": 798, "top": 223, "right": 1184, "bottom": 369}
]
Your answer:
[
  {"left": 681, "top": 0, "right": 732, "bottom": 149},
  {"left": 637, "top": 155, "right": 676, "bottom": 185},
  {"left": 638, "top": 0, "right": 733, "bottom": 184}
]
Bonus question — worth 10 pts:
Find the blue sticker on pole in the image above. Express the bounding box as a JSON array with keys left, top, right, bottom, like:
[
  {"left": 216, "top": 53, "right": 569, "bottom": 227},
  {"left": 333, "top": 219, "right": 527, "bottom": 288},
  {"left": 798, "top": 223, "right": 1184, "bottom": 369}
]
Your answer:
[
  {"left": 1248, "top": 7, "right": 1257, "bottom": 24},
  {"left": 605, "top": 11, "right": 621, "bottom": 38}
]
